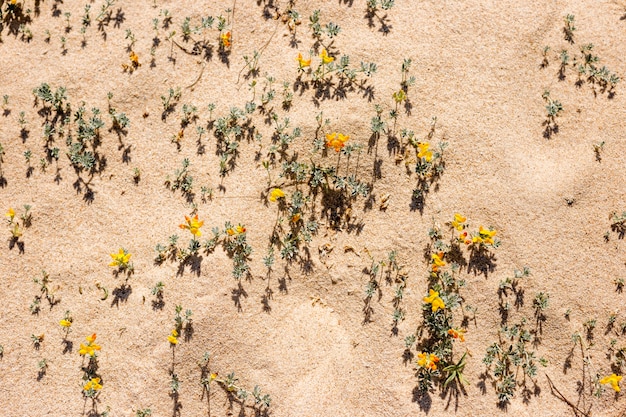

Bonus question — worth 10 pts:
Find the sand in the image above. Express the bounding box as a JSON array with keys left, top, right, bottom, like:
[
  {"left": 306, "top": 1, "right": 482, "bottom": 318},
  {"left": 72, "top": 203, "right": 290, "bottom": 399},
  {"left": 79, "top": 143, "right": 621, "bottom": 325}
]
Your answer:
[{"left": 1, "top": 0, "right": 626, "bottom": 416}]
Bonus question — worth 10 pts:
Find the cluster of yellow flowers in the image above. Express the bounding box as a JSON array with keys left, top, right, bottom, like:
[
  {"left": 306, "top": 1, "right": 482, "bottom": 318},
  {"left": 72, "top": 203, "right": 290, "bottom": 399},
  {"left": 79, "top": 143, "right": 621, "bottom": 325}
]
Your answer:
[
  {"left": 325, "top": 132, "right": 350, "bottom": 152},
  {"left": 179, "top": 214, "right": 204, "bottom": 237},
  {"left": 417, "top": 142, "right": 433, "bottom": 162},
  {"left": 430, "top": 252, "right": 446, "bottom": 273},
  {"left": 423, "top": 289, "right": 445, "bottom": 312},
  {"left": 417, "top": 352, "right": 440, "bottom": 371},
  {"left": 226, "top": 224, "right": 246, "bottom": 236},
  {"left": 449, "top": 213, "right": 498, "bottom": 248},
  {"left": 79, "top": 333, "right": 101, "bottom": 358},
  {"left": 447, "top": 328, "right": 466, "bottom": 342},
  {"left": 83, "top": 377, "right": 103, "bottom": 393},
  {"left": 296, "top": 48, "right": 334, "bottom": 70},
  {"left": 472, "top": 226, "right": 497, "bottom": 246},
  {"left": 109, "top": 248, "right": 131, "bottom": 269}
]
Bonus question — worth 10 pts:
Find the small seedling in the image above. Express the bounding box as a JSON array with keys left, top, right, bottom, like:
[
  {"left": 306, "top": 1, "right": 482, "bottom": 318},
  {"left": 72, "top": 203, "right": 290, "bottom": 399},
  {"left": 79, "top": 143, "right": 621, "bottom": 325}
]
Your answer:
[{"left": 563, "top": 14, "right": 576, "bottom": 43}]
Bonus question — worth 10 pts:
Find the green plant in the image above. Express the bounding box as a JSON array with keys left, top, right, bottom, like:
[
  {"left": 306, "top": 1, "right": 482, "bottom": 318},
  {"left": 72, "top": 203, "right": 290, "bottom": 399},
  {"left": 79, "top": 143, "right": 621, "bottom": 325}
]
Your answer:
[
  {"left": 483, "top": 318, "right": 546, "bottom": 404},
  {"left": 161, "top": 87, "right": 181, "bottom": 113},
  {"left": 442, "top": 351, "right": 469, "bottom": 388},
  {"left": 542, "top": 90, "right": 562, "bottom": 138},
  {"left": 173, "top": 305, "right": 193, "bottom": 337},
  {"left": 610, "top": 211, "right": 626, "bottom": 238},
  {"left": 563, "top": 14, "right": 575, "bottom": 43},
  {"left": 165, "top": 159, "right": 194, "bottom": 198},
  {"left": 32, "top": 83, "right": 67, "bottom": 112}
]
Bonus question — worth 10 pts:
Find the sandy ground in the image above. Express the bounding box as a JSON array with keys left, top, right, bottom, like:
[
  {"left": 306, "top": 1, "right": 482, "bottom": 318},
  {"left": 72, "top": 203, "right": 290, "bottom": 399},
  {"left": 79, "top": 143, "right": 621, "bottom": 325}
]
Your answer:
[{"left": 1, "top": 0, "right": 626, "bottom": 416}]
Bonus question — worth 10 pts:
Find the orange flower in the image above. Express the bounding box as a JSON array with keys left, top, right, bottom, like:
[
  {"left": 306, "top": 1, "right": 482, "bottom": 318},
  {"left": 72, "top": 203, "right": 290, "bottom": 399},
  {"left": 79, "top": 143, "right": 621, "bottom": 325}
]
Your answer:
[
  {"left": 448, "top": 328, "right": 466, "bottom": 342},
  {"left": 431, "top": 252, "right": 446, "bottom": 272},
  {"left": 220, "top": 31, "right": 232, "bottom": 48},
  {"left": 325, "top": 132, "right": 349, "bottom": 152},
  {"left": 226, "top": 224, "right": 246, "bottom": 236},
  {"left": 79, "top": 334, "right": 101, "bottom": 357},
  {"left": 180, "top": 214, "right": 204, "bottom": 237},
  {"left": 129, "top": 51, "right": 140, "bottom": 66},
  {"left": 417, "top": 352, "right": 440, "bottom": 371}
]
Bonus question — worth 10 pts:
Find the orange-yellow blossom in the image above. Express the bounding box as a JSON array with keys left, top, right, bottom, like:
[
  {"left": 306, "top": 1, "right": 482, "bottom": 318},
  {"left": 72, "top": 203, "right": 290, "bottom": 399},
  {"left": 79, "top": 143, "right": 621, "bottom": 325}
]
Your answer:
[
  {"left": 129, "top": 51, "right": 140, "bottom": 66},
  {"left": 168, "top": 329, "right": 178, "bottom": 345},
  {"left": 320, "top": 49, "right": 334, "bottom": 64},
  {"left": 417, "top": 352, "right": 440, "bottom": 371},
  {"left": 109, "top": 248, "right": 131, "bottom": 267},
  {"left": 431, "top": 252, "right": 446, "bottom": 272},
  {"left": 423, "top": 289, "right": 445, "bottom": 312},
  {"left": 417, "top": 142, "right": 433, "bottom": 162},
  {"left": 79, "top": 334, "right": 101, "bottom": 357},
  {"left": 325, "top": 132, "right": 349, "bottom": 152},
  {"left": 220, "top": 31, "right": 231, "bottom": 48},
  {"left": 269, "top": 188, "right": 285, "bottom": 202},
  {"left": 296, "top": 53, "right": 311, "bottom": 68},
  {"left": 83, "top": 377, "right": 103, "bottom": 392},
  {"left": 180, "top": 214, "right": 204, "bottom": 237},
  {"left": 226, "top": 224, "right": 246, "bottom": 236},
  {"left": 600, "top": 374, "right": 622, "bottom": 392},
  {"left": 473, "top": 226, "right": 497, "bottom": 245},
  {"left": 448, "top": 328, "right": 466, "bottom": 342},
  {"left": 451, "top": 213, "right": 466, "bottom": 231}
]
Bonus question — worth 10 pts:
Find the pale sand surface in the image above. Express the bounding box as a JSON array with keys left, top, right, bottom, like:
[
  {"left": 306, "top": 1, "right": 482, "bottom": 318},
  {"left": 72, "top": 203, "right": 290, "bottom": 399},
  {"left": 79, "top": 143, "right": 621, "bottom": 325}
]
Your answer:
[{"left": 1, "top": 1, "right": 626, "bottom": 416}]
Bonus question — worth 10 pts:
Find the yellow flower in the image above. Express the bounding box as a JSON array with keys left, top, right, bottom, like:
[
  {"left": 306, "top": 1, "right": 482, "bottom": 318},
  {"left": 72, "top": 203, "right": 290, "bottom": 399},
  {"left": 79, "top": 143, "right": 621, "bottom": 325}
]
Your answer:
[
  {"left": 448, "top": 328, "right": 466, "bottom": 342},
  {"left": 431, "top": 252, "right": 446, "bottom": 272},
  {"left": 5, "top": 208, "right": 15, "bottom": 221},
  {"left": 179, "top": 214, "right": 204, "bottom": 237},
  {"left": 320, "top": 49, "right": 334, "bottom": 64},
  {"left": 474, "top": 226, "right": 497, "bottom": 245},
  {"left": 600, "top": 374, "right": 622, "bottom": 392},
  {"left": 325, "top": 132, "right": 350, "bottom": 152},
  {"left": 269, "top": 188, "right": 285, "bottom": 202},
  {"left": 59, "top": 319, "right": 72, "bottom": 328},
  {"left": 235, "top": 225, "right": 246, "bottom": 234},
  {"left": 129, "top": 51, "right": 140, "bottom": 67},
  {"left": 417, "top": 352, "right": 440, "bottom": 371},
  {"left": 291, "top": 213, "right": 301, "bottom": 223},
  {"left": 220, "top": 31, "right": 231, "bottom": 48},
  {"left": 109, "top": 248, "right": 131, "bottom": 267},
  {"left": 417, "top": 142, "right": 433, "bottom": 162},
  {"left": 83, "top": 377, "right": 103, "bottom": 392},
  {"left": 392, "top": 89, "right": 406, "bottom": 103},
  {"left": 423, "top": 289, "right": 446, "bottom": 312},
  {"left": 168, "top": 329, "right": 178, "bottom": 345},
  {"left": 79, "top": 334, "right": 101, "bottom": 357},
  {"left": 296, "top": 53, "right": 311, "bottom": 68},
  {"left": 10, "top": 223, "right": 22, "bottom": 238},
  {"left": 451, "top": 213, "right": 467, "bottom": 231}
]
